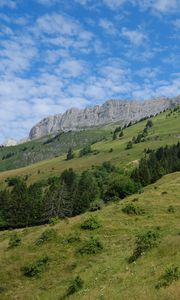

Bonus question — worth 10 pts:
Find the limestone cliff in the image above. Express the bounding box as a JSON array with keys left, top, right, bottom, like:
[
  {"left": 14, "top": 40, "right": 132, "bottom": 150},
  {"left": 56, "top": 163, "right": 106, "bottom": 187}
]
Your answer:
[{"left": 29, "top": 96, "right": 180, "bottom": 140}]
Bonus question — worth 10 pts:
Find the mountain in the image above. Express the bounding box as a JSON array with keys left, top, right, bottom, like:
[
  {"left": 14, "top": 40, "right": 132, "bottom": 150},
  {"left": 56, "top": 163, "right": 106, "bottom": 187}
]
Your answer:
[
  {"left": 0, "top": 105, "right": 179, "bottom": 185},
  {"left": 29, "top": 95, "right": 180, "bottom": 140}
]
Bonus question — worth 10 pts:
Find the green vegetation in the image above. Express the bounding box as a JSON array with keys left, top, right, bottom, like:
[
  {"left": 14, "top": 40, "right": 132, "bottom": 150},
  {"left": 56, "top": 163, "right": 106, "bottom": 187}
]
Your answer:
[
  {"left": 129, "top": 230, "right": 160, "bottom": 263},
  {"left": 21, "top": 255, "right": 49, "bottom": 277},
  {"left": 8, "top": 233, "right": 21, "bottom": 248},
  {"left": 0, "top": 142, "right": 179, "bottom": 229},
  {"left": 35, "top": 228, "right": 57, "bottom": 246},
  {"left": 66, "top": 276, "right": 84, "bottom": 296},
  {"left": 66, "top": 147, "right": 74, "bottom": 160},
  {"left": 0, "top": 172, "right": 179, "bottom": 299},
  {"left": 0, "top": 108, "right": 179, "bottom": 187},
  {"left": 80, "top": 216, "right": 101, "bottom": 230},
  {"left": 122, "top": 203, "right": 145, "bottom": 215},
  {"left": 78, "top": 236, "right": 103, "bottom": 255},
  {"left": 0, "top": 107, "right": 179, "bottom": 299},
  {"left": 156, "top": 265, "right": 180, "bottom": 288},
  {"left": 0, "top": 126, "right": 111, "bottom": 172}
]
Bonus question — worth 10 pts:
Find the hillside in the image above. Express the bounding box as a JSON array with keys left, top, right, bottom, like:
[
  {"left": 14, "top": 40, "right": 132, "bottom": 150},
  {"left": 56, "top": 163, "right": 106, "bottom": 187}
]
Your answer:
[
  {"left": 0, "top": 172, "right": 179, "bottom": 300},
  {"left": 0, "top": 107, "right": 179, "bottom": 188},
  {"left": 0, "top": 126, "right": 111, "bottom": 172}
]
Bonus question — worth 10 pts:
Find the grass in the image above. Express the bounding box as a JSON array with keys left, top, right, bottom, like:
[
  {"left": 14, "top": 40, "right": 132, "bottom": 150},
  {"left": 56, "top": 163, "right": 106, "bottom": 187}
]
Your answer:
[
  {"left": 0, "top": 172, "right": 179, "bottom": 299},
  {"left": 0, "top": 109, "right": 179, "bottom": 188}
]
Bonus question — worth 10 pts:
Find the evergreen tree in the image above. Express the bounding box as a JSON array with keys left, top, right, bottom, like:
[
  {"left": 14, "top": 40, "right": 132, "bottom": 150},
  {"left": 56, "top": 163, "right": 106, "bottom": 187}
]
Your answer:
[
  {"left": 119, "top": 131, "right": 124, "bottom": 137},
  {"left": 73, "top": 171, "right": 99, "bottom": 215},
  {"left": 126, "top": 141, "right": 133, "bottom": 149},
  {"left": 112, "top": 132, "right": 117, "bottom": 140},
  {"left": 66, "top": 148, "right": 74, "bottom": 160},
  {"left": 7, "top": 181, "right": 29, "bottom": 227},
  {"left": 28, "top": 183, "right": 44, "bottom": 225}
]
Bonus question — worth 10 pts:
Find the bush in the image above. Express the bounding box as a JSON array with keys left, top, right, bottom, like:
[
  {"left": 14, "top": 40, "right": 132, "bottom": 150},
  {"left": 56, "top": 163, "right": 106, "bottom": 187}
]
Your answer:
[
  {"left": 89, "top": 199, "right": 104, "bottom": 212},
  {"left": 49, "top": 217, "right": 59, "bottom": 225},
  {"left": 156, "top": 265, "right": 180, "bottom": 288},
  {"left": 35, "top": 229, "right": 57, "bottom": 246},
  {"left": 6, "top": 176, "right": 23, "bottom": 187},
  {"left": 79, "top": 145, "right": 92, "bottom": 157},
  {"left": 167, "top": 205, "right": 175, "bottom": 213},
  {"left": 122, "top": 203, "right": 145, "bottom": 216},
  {"left": 126, "top": 141, "right": 133, "bottom": 150},
  {"left": 8, "top": 233, "right": 21, "bottom": 248},
  {"left": 81, "top": 216, "right": 101, "bottom": 230},
  {"left": 78, "top": 237, "right": 103, "bottom": 255},
  {"left": 67, "top": 276, "right": 84, "bottom": 296},
  {"left": 65, "top": 233, "right": 81, "bottom": 244},
  {"left": 104, "top": 175, "right": 139, "bottom": 202},
  {"left": 21, "top": 255, "right": 49, "bottom": 277},
  {"left": 129, "top": 230, "right": 159, "bottom": 262}
]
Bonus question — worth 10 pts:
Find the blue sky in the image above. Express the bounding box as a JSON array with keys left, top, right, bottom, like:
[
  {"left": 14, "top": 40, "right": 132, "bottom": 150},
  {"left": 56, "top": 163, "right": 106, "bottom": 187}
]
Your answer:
[{"left": 0, "top": 0, "right": 180, "bottom": 143}]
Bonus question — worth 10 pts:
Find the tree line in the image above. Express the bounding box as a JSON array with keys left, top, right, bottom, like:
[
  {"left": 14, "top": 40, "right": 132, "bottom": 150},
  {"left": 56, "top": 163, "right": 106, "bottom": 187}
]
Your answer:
[{"left": 0, "top": 143, "right": 179, "bottom": 229}]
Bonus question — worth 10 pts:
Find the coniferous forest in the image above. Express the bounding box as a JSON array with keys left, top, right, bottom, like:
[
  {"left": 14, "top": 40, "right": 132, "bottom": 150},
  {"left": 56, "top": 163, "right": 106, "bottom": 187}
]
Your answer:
[{"left": 0, "top": 142, "right": 179, "bottom": 230}]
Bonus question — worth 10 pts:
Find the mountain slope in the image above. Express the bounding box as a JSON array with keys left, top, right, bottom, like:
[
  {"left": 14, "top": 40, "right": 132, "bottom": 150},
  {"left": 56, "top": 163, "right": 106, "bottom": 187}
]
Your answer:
[
  {"left": 0, "top": 108, "right": 179, "bottom": 188},
  {"left": 0, "top": 172, "right": 179, "bottom": 300},
  {"left": 29, "top": 96, "right": 180, "bottom": 140},
  {"left": 0, "top": 126, "right": 111, "bottom": 172}
]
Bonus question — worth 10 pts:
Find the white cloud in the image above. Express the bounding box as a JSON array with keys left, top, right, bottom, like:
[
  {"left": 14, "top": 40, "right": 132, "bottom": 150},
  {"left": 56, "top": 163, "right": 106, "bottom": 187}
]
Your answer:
[
  {"left": 122, "top": 27, "right": 147, "bottom": 46},
  {"left": 57, "top": 59, "right": 85, "bottom": 77},
  {"left": 136, "top": 0, "right": 180, "bottom": 13},
  {"left": 102, "top": 0, "right": 125, "bottom": 9},
  {"left": 0, "top": 0, "right": 16, "bottom": 9},
  {"left": 99, "top": 19, "right": 118, "bottom": 35},
  {"left": 173, "top": 19, "right": 180, "bottom": 29}
]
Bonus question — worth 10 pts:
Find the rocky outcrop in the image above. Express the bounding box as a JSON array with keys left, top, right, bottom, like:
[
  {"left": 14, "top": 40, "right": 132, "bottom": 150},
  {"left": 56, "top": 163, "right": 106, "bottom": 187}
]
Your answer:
[{"left": 29, "top": 95, "right": 180, "bottom": 140}]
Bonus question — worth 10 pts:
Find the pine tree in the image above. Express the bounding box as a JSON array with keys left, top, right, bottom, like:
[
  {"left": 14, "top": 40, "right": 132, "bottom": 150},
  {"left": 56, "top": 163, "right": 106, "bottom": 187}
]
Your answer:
[
  {"left": 126, "top": 141, "right": 133, "bottom": 149},
  {"left": 8, "top": 181, "right": 29, "bottom": 227},
  {"left": 73, "top": 171, "right": 99, "bottom": 215},
  {"left": 119, "top": 131, "right": 124, "bottom": 137},
  {"left": 66, "top": 148, "right": 74, "bottom": 160}
]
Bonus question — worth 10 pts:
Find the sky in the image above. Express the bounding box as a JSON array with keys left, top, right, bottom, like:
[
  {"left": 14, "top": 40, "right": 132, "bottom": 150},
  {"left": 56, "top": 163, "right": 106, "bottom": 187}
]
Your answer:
[{"left": 0, "top": 0, "right": 180, "bottom": 143}]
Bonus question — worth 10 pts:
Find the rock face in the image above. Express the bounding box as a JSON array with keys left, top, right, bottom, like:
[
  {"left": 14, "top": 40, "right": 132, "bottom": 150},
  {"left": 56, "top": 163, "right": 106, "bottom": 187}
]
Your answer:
[{"left": 29, "top": 96, "right": 180, "bottom": 140}]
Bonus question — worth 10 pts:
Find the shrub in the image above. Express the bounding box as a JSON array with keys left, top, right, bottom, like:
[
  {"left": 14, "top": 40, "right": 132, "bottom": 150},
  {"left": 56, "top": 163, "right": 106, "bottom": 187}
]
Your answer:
[
  {"left": 6, "top": 176, "right": 23, "bottom": 187},
  {"left": 89, "top": 199, "right": 104, "bottom": 212},
  {"left": 79, "top": 145, "right": 92, "bottom": 157},
  {"left": 129, "top": 230, "right": 159, "bottom": 263},
  {"left": 132, "top": 198, "right": 139, "bottom": 202},
  {"left": 126, "top": 141, "right": 133, "bottom": 149},
  {"left": 78, "top": 237, "right": 103, "bottom": 255},
  {"left": 67, "top": 276, "right": 84, "bottom": 296},
  {"left": 65, "top": 233, "right": 81, "bottom": 244},
  {"left": 167, "top": 205, "right": 175, "bottom": 213},
  {"left": 35, "top": 229, "right": 57, "bottom": 246},
  {"left": 66, "top": 148, "right": 74, "bottom": 160},
  {"left": 21, "top": 255, "right": 49, "bottom": 277},
  {"left": 81, "top": 216, "right": 101, "bottom": 230},
  {"left": 156, "top": 265, "right": 180, "bottom": 288},
  {"left": 49, "top": 217, "right": 59, "bottom": 225},
  {"left": 104, "top": 175, "right": 139, "bottom": 202},
  {"left": 122, "top": 203, "right": 145, "bottom": 216},
  {"left": 8, "top": 233, "right": 21, "bottom": 248}
]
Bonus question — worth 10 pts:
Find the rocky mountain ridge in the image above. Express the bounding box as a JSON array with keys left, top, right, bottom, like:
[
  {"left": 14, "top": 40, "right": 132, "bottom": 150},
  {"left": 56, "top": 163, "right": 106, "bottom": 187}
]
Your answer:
[{"left": 29, "top": 96, "right": 180, "bottom": 140}]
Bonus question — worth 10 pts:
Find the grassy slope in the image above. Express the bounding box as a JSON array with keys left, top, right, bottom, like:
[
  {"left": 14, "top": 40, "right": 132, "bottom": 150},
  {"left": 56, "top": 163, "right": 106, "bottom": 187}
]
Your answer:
[
  {"left": 0, "top": 109, "right": 179, "bottom": 187},
  {"left": 0, "top": 126, "right": 112, "bottom": 172},
  {"left": 0, "top": 172, "right": 179, "bottom": 300}
]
